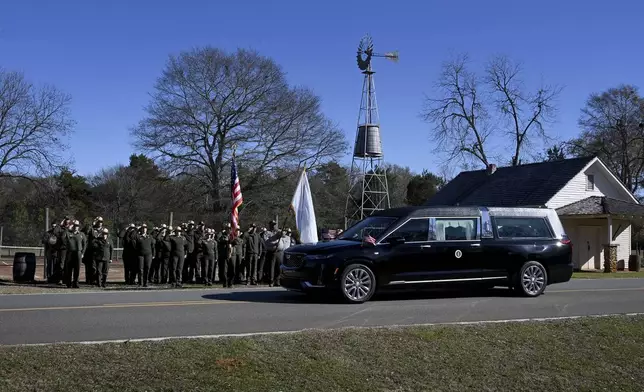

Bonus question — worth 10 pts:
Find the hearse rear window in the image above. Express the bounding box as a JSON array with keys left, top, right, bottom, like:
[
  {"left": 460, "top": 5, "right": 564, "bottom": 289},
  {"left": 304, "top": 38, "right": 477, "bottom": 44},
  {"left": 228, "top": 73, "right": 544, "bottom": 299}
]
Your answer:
[
  {"left": 494, "top": 217, "right": 551, "bottom": 238},
  {"left": 433, "top": 218, "right": 478, "bottom": 241}
]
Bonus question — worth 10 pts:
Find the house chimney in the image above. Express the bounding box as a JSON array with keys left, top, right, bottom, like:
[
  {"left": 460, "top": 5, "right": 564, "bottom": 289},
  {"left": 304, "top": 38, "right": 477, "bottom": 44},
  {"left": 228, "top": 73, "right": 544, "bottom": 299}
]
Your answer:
[{"left": 486, "top": 164, "right": 497, "bottom": 175}]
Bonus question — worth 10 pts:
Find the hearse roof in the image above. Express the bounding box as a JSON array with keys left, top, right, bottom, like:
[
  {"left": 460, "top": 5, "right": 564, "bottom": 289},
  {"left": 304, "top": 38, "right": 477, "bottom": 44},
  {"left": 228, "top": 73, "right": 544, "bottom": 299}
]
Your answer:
[
  {"left": 370, "top": 205, "right": 554, "bottom": 219},
  {"left": 371, "top": 206, "right": 483, "bottom": 218}
]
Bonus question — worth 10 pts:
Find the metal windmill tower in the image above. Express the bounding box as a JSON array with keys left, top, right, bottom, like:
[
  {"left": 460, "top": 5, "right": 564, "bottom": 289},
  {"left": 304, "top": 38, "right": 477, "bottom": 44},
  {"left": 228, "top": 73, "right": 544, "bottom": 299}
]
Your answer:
[{"left": 344, "top": 35, "right": 399, "bottom": 228}]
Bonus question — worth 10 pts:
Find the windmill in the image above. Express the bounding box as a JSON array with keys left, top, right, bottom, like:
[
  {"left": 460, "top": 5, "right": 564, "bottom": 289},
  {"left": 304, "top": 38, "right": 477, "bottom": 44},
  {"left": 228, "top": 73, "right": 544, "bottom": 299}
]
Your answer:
[{"left": 344, "top": 34, "right": 399, "bottom": 228}]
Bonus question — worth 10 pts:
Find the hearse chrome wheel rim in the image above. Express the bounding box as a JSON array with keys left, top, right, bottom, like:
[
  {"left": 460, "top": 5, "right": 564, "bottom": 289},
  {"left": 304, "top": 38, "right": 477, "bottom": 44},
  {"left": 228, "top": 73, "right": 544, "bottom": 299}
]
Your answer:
[
  {"left": 522, "top": 265, "right": 545, "bottom": 295},
  {"left": 343, "top": 267, "right": 372, "bottom": 301}
]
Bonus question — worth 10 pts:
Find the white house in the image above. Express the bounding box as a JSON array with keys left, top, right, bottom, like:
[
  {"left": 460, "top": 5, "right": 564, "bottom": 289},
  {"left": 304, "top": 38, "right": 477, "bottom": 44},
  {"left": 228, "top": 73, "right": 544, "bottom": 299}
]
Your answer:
[{"left": 426, "top": 156, "right": 644, "bottom": 270}]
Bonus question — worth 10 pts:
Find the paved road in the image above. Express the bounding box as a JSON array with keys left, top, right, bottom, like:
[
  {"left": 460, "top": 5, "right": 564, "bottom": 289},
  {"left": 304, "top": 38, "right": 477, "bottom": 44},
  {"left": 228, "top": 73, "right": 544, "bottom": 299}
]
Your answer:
[{"left": 2, "top": 279, "right": 644, "bottom": 345}]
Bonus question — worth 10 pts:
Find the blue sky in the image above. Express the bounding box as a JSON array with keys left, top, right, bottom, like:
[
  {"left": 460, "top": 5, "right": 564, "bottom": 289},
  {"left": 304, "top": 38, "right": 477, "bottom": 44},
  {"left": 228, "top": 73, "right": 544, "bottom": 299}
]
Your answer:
[{"left": 2, "top": 0, "right": 643, "bottom": 177}]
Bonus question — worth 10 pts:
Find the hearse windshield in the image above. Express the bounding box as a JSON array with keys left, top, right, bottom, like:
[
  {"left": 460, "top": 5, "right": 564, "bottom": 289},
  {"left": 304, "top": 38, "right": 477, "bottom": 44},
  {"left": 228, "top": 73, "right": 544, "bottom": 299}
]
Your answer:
[{"left": 337, "top": 216, "right": 397, "bottom": 241}]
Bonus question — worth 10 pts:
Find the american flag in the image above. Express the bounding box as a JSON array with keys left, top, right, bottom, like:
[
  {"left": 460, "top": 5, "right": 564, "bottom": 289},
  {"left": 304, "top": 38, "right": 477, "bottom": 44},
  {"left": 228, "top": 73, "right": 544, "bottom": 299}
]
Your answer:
[{"left": 230, "top": 154, "right": 243, "bottom": 239}]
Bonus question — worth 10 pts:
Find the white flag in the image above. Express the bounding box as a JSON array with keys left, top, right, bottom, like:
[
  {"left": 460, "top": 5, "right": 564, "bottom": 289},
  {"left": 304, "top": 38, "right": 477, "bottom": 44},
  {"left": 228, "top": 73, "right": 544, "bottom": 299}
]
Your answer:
[{"left": 290, "top": 168, "right": 318, "bottom": 244}]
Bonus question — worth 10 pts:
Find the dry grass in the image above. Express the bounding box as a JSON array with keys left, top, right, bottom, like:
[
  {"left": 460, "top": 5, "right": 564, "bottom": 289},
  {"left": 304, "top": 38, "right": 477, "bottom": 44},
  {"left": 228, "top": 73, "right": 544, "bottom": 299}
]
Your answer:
[{"left": 2, "top": 315, "right": 644, "bottom": 391}]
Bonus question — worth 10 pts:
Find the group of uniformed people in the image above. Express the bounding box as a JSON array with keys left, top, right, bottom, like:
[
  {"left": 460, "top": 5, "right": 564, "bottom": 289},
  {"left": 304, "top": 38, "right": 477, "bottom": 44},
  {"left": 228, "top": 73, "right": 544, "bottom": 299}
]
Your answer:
[
  {"left": 43, "top": 217, "right": 297, "bottom": 289},
  {"left": 42, "top": 217, "right": 113, "bottom": 288}
]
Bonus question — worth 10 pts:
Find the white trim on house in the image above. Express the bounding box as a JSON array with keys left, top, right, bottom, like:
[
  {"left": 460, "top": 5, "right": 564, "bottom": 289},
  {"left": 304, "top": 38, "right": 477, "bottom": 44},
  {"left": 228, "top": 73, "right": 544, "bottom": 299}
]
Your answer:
[{"left": 547, "top": 157, "right": 639, "bottom": 209}]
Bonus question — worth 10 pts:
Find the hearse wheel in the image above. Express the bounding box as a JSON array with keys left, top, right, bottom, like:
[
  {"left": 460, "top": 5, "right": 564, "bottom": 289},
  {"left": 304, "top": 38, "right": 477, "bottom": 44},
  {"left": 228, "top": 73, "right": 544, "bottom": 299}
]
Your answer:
[
  {"left": 340, "top": 263, "right": 376, "bottom": 304},
  {"left": 514, "top": 261, "right": 548, "bottom": 297}
]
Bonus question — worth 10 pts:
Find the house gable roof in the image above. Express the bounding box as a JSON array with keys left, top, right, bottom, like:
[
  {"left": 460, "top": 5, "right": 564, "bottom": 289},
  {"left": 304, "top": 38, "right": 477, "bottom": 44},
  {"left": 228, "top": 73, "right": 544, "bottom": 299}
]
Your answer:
[{"left": 425, "top": 156, "right": 596, "bottom": 207}]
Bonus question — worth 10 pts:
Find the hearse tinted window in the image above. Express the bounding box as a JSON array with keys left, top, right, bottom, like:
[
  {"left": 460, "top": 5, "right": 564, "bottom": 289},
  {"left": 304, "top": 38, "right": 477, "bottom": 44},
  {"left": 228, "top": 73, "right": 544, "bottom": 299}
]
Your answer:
[
  {"left": 434, "top": 218, "right": 478, "bottom": 241},
  {"left": 494, "top": 217, "right": 552, "bottom": 238},
  {"left": 338, "top": 216, "right": 397, "bottom": 241},
  {"left": 389, "top": 218, "right": 429, "bottom": 242}
]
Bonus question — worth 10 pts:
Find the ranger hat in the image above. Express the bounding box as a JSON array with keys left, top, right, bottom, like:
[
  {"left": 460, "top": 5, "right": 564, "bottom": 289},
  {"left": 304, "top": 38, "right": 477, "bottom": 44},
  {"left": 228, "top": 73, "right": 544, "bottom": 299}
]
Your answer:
[
  {"left": 161, "top": 224, "right": 167, "bottom": 229},
  {"left": 102, "top": 228, "right": 109, "bottom": 234},
  {"left": 176, "top": 226, "right": 182, "bottom": 232},
  {"left": 73, "top": 220, "right": 80, "bottom": 226},
  {"left": 188, "top": 220, "right": 195, "bottom": 225},
  {"left": 96, "top": 216, "right": 104, "bottom": 222},
  {"left": 141, "top": 223, "right": 147, "bottom": 228},
  {"left": 129, "top": 223, "right": 135, "bottom": 228}
]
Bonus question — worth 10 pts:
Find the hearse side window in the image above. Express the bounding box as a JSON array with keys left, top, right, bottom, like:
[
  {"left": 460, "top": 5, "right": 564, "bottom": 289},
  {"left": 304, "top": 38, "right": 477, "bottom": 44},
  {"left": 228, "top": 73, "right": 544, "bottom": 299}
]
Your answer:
[
  {"left": 434, "top": 218, "right": 478, "bottom": 241},
  {"left": 494, "top": 217, "right": 552, "bottom": 239},
  {"left": 389, "top": 218, "right": 430, "bottom": 242}
]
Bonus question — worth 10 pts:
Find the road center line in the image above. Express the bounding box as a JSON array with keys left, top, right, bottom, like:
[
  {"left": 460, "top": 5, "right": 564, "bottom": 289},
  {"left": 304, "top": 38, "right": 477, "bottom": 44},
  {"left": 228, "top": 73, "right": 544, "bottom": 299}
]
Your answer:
[{"left": 0, "top": 300, "right": 250, "bottom": 312}]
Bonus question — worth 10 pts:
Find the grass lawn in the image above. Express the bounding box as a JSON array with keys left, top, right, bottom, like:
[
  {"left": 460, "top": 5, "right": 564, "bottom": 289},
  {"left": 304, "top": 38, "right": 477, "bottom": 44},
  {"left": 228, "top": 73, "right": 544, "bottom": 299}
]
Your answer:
[
  {"left": 2, "top": 315, "right": 644, "bottom": 392},
  {"left": 573, "top": 271, "right": 644, "bottom": 279}
]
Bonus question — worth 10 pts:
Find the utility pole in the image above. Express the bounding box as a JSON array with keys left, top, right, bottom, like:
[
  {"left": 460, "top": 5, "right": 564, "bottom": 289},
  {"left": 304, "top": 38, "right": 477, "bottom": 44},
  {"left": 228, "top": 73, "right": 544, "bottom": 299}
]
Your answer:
[{"left": 169, "top": 212, "right": 173, "bottom": 227}]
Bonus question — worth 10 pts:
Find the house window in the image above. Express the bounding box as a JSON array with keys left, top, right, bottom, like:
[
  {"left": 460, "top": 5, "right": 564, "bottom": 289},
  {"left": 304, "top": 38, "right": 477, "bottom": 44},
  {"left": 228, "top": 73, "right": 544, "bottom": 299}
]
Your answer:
[{"left": 586, "top": 174, "right": 595, "bottom": 191}]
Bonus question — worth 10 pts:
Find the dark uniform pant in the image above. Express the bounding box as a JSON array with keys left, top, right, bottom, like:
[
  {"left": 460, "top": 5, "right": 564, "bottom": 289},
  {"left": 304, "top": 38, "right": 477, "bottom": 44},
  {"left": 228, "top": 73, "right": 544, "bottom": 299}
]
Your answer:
[
  {"left": 149, "top": 254, "right": 161, "bottom": 283},
  {"left": 270, "top": 250, "right": 283, "bottom": 285},
  {"left": 247, "top": 254, "right": 258, "bottom": 283},
  {"left": 170, "top": 254, "right": 185, "bottom": 284},
  {"left": 201, "top": 255, "right": 216, "bottom": 284},
  {"left": 64, "top": 251, "right": 82, "bottom": 287},
  {"left": 83, "top": 252, "right": 95, "bottom": 284},
  {"left": 53, "top": 248, "right": 67, "bottom": 284},
  {"left": 160, "top": 255, "right": 170, "bottom": 284},
  {"left": 186, "top": 252, "right": 201, "bottom": 282},
  {"left": 225, "top": 257, "right": 236, "bottom": 285},
  {"left": 95, "top": 259, "right": 109, "bottom": 287},
  {"left": 232, "top": 252, "right": 243, "bottom": 283},
  {"left": 258, "top": 251, "right": 269, "bottom": 283},
  {"left": 137, "top": 254, "right": 153, "bottom": 285}
]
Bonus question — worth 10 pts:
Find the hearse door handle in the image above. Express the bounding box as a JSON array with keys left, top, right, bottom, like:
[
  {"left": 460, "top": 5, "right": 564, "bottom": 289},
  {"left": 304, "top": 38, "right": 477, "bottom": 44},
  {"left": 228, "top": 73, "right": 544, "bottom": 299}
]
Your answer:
[
  {"left": 420, "top": 245, "right": 432, "bottom": 249},
  {"left": 471, "top": 243, "right": 481, "bottom": 247}
]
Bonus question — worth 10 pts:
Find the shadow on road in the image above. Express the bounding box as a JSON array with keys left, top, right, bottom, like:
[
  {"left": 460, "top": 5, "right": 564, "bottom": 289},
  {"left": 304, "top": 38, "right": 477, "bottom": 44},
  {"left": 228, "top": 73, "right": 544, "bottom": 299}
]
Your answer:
[{"left": 202, "top": 287, "right": 514, "bottom": 304}]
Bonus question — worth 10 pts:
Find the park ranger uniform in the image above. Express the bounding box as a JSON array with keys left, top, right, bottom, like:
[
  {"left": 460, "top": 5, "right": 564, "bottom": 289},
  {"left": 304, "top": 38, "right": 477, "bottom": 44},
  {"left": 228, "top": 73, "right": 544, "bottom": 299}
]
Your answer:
[
  {"left": 244, "top": 226, "right": 262, "bottom": 285},
  {"left": 64, "top": 221, "right": 86, "bottom": 288},
  {"left": 169, "top": 227, "right": 187, "bottom": 287},
  {"left": 135, "top": 225, "right": 155, "bottom": 287},
  {"left": 200, "top": 229, "right": 217, "bottom": 286},
  {"left": 93, "top": 228, "right": 113, "bottom": 288}
]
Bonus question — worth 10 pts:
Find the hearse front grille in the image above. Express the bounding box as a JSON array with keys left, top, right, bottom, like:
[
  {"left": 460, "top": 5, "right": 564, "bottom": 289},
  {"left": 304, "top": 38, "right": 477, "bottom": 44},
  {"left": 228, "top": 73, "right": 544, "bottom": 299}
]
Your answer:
[{"left": 283, "top": 253, "right": 306, "bottom": 268}]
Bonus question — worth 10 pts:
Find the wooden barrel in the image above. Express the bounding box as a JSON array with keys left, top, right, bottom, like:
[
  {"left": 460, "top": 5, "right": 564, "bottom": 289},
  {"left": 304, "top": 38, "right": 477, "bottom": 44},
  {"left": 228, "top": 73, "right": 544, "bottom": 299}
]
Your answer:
[
  {"left": 13, "top": 252, "right": 37, "bottom": 282},
  {"left": 629, "top": 254, "right": 641, "bottom": 272}
]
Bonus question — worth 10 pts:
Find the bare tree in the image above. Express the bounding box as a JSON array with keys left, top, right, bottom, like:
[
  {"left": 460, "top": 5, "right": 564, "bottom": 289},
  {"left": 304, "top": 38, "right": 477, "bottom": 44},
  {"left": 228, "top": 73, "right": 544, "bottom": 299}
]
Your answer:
[
  {"left": 132, "top": 47, "right": 347, "bottom": 213},
  {"left": 0, "top": 68, "right": 73, "bottom": 178},
  {"left": 423, "top": 55, "right": 493, "bottom": 167},
  {"left": 485, "top": 56, "right": 561, "bottom": 166},
  {"left": 569, "top": 85, "right": 644, "bottom": 194},
  {"left": 422, "top": 55, "right": 561, "bottom": 168}
]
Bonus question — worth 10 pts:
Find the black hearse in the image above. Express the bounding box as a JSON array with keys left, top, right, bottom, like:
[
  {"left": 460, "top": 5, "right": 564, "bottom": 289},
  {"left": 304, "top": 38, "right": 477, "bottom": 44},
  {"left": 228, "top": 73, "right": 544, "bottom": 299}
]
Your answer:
[{"left": 280, "top": 206, "right": 573, "bottom": 303}]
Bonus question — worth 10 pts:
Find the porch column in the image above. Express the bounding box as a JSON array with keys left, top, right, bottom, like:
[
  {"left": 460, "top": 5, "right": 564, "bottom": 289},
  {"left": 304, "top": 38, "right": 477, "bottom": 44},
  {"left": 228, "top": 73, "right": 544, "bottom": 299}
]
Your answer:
[{"left": 603, "top": 215, "right": 617, "bottom": 273}]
